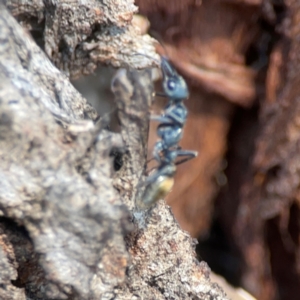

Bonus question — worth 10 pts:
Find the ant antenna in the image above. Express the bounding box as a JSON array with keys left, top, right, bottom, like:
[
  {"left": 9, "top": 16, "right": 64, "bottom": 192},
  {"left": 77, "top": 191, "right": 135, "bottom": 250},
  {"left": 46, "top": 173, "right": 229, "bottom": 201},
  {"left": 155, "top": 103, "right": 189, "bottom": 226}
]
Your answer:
[{"left": 147, "top": 30, "right": 170, "bottom": 56}]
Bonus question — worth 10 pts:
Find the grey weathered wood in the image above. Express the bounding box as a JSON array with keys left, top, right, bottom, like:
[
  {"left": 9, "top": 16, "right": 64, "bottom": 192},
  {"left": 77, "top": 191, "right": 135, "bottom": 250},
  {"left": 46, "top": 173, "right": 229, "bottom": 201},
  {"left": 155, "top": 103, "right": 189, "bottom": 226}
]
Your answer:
[
  {"left": 6, "top": 0, "right": 160, "bottom": 77},
  {"left": 0, "top": 3, "right": 229, "bottom": 300}
]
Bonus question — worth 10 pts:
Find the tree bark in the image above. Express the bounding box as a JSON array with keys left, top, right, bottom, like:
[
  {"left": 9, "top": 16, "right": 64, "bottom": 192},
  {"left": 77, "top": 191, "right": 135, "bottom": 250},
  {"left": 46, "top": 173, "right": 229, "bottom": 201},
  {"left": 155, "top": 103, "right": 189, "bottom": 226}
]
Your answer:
[
  {"left": 233, "top": 1, "right": 300, "bottom": 299},
  {"left": 0, "top": 2, "right": 228, "bottom": 299}
]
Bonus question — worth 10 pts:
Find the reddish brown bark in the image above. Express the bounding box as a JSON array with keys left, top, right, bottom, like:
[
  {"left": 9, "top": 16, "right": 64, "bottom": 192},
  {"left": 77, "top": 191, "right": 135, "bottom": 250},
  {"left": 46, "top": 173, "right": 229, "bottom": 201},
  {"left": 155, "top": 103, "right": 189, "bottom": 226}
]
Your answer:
[{"left": 137, "top": 0, "right": 300, "bottom": 299}]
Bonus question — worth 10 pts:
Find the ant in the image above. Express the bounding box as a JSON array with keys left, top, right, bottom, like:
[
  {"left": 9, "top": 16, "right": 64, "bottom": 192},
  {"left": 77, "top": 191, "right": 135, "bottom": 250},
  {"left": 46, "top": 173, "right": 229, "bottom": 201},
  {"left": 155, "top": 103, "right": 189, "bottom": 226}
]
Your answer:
[{"left": 137, "top": 56, "right": 198, "bottom": 210}]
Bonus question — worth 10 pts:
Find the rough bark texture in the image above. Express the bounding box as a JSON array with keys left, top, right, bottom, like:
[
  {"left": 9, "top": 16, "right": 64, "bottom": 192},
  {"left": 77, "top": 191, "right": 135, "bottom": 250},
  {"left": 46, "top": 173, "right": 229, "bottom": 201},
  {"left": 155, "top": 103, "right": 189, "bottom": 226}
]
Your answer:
[
  {"left": 135, "top": 1, "right": 300, "bottom": 300},
  {"left": 0, "top": 3, "right": 228, "bottom": 300},
  {"left": 233, "top": 1, "right": 300, "bottom": 299},
  {"left": 6, "top": 0, "right": 160, "bottom": 77},
  {"left": 136, "top": 0, "right": 261, "bottom": 237}
]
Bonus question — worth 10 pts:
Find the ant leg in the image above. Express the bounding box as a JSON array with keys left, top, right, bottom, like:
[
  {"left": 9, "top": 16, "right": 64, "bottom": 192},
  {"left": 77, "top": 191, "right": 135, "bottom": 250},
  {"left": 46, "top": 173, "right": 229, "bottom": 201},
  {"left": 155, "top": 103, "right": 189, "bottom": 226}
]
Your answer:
[
  {"left": 163, "top": 104, "right": 187, "bottom": 125},
  {"left": 151, "top": 115, "right": 174, "bottom": 124},
  {"left": 174, "top": 149, "right": 198, "bottom": 165},
  {"left": 153, "top": 140, "right": 164, "bottom": 163},
  {"left": 155, "top": 92, "right": 168, "bottom": 98},
  {"left": 151, "top": 111, "right": 186, "bottom": 125},
  {"left": 147, "top": 156, "right": 155, "bottom": 163}
]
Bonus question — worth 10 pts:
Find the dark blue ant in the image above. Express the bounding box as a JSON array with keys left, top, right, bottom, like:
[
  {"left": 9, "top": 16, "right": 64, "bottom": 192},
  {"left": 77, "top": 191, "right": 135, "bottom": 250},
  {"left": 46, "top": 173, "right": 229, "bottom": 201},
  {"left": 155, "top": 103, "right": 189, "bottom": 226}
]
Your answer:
[{"left": 138, "top": 57, "right": 198, "bottom": 210}]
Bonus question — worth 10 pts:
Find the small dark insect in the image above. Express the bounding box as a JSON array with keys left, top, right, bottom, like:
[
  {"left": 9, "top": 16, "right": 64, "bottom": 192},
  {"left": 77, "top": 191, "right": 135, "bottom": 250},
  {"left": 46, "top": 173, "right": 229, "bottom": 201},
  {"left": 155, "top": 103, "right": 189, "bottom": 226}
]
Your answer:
[
  {"left": 137, "top": 56, "right": 198, "bottom": 210},
  {"left": 110, "top": 148, "right": 124, "bottom": 171}
]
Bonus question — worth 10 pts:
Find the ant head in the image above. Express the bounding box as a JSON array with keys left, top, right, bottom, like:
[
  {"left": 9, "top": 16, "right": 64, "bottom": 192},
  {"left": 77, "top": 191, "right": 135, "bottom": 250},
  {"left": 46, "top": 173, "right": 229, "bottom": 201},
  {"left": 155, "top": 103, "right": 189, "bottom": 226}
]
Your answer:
[
  {"left": 161, "top": 57, "right": 189, "bottom": 100},
  {"left": 132, "top": 53, "right": 189, "bottom": 100}
]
